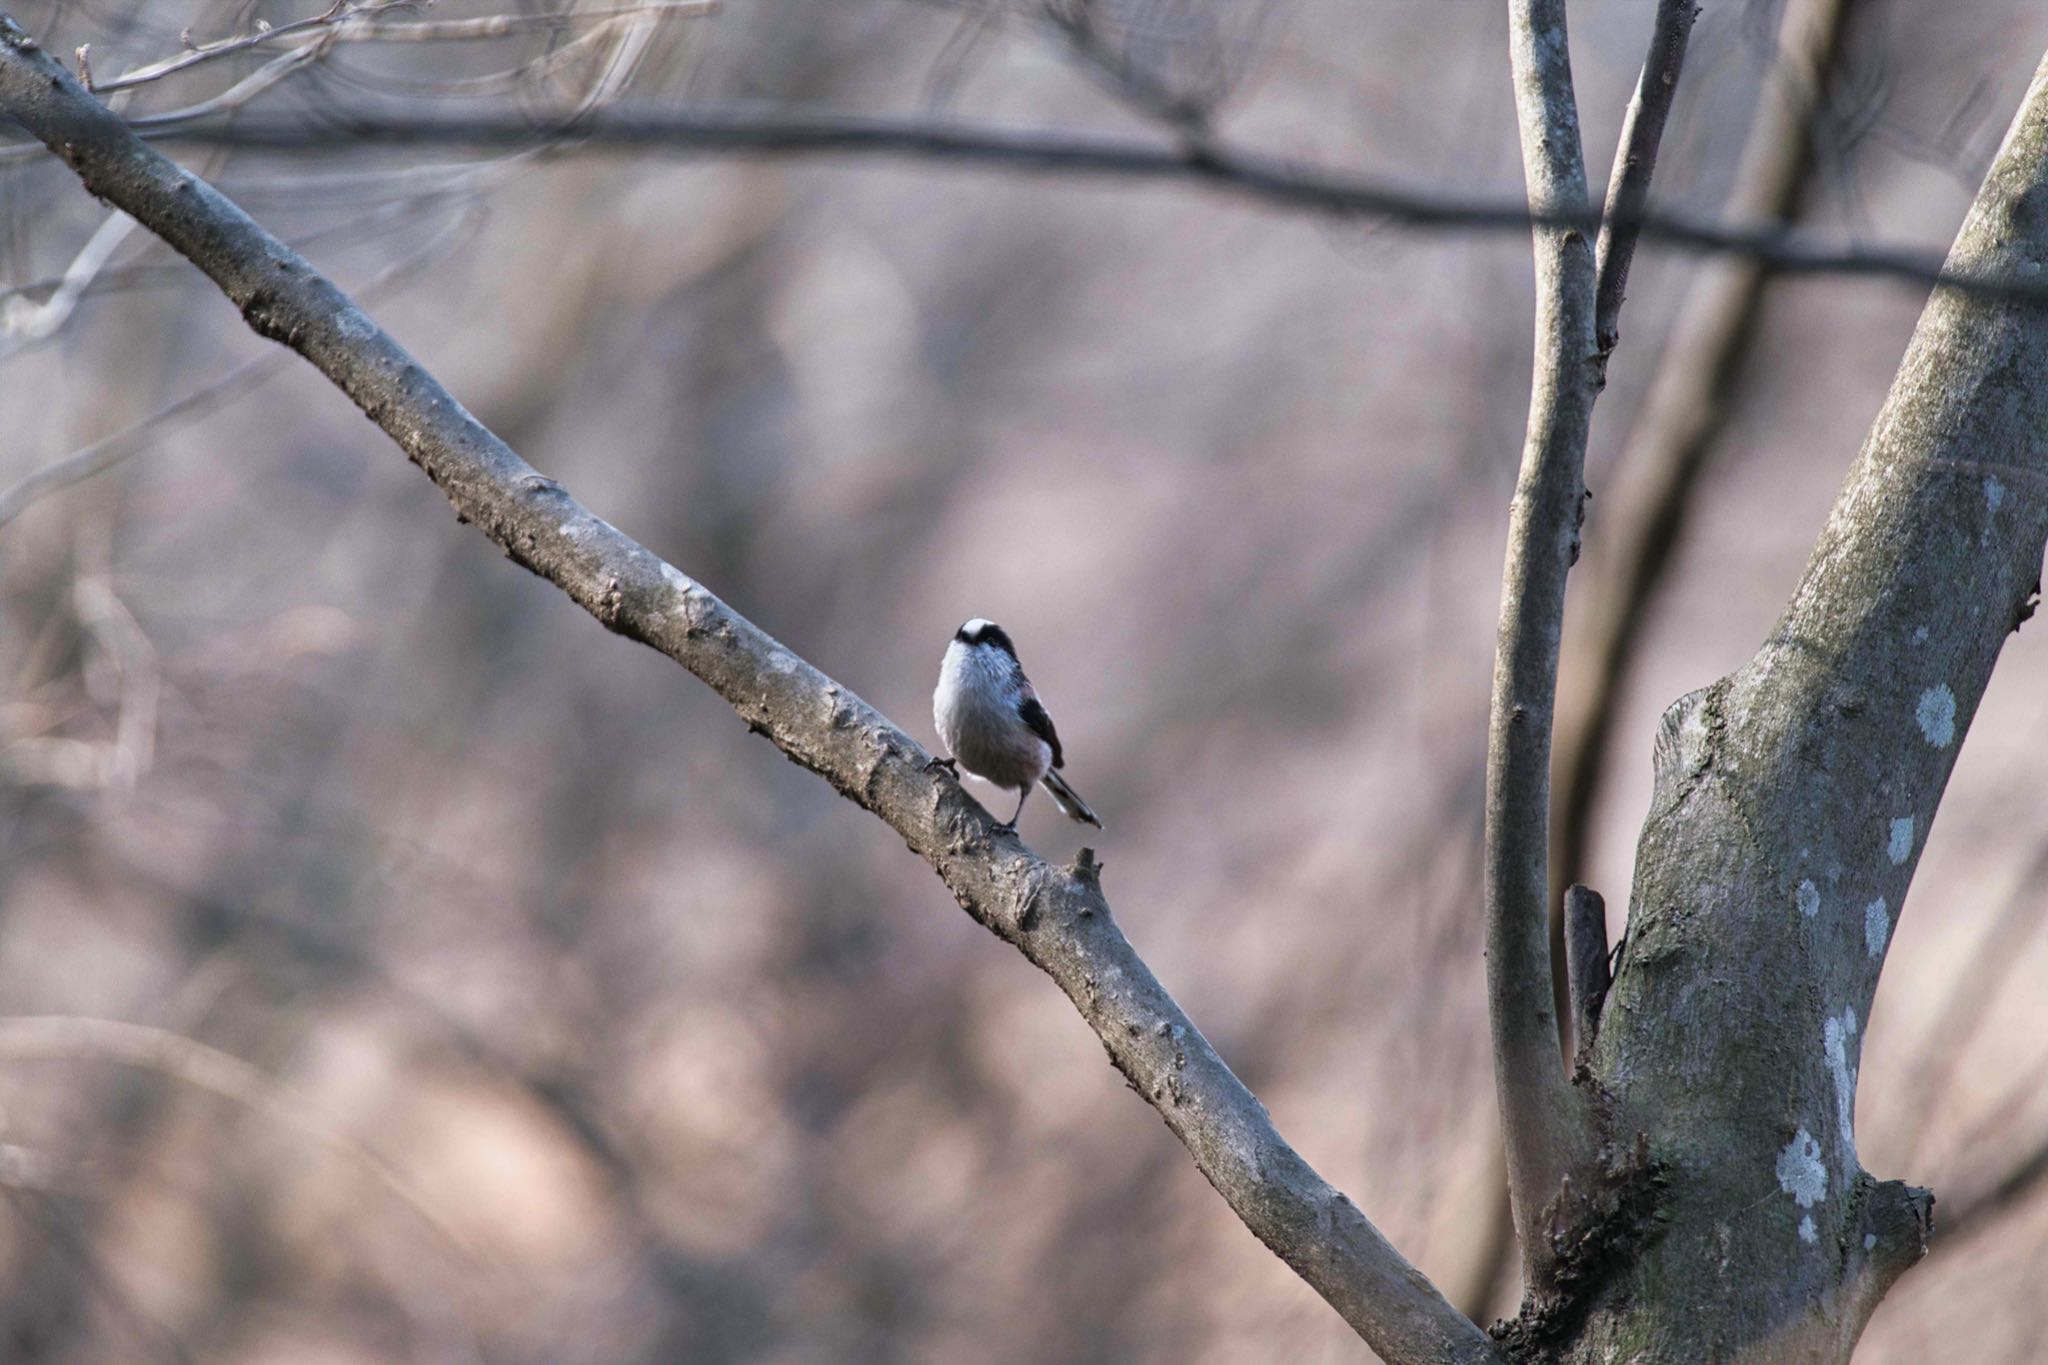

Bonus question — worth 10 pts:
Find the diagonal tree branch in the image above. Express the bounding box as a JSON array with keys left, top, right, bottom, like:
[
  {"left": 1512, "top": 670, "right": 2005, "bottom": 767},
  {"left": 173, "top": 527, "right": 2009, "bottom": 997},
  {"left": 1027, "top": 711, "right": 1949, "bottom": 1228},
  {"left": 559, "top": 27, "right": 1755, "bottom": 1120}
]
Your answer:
[
  {"left": 1592, "top": 0, "right": 1696, "bottom": 358},
  {"left": 1487, "top": 0, "right": 1603, "bottom": 1284},
  {"left": 0, "top": 16, "right": 1500, "bottom": 1363}
]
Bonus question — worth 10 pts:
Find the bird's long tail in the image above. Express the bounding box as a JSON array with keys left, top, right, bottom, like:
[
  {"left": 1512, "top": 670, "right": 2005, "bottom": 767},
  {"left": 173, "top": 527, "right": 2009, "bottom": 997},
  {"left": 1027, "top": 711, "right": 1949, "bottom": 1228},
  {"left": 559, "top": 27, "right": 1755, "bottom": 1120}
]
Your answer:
[{"left": 1041, "top": 771, "right": 1103, "bottom": 829}]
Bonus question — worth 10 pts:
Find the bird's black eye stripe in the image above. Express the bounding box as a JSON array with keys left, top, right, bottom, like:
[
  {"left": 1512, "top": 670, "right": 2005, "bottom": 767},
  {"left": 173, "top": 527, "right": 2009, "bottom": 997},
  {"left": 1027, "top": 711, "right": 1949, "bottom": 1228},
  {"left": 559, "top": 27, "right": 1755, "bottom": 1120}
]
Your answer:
[{"left": 957, "top": 621, "right": 1018, "bottom": 658}]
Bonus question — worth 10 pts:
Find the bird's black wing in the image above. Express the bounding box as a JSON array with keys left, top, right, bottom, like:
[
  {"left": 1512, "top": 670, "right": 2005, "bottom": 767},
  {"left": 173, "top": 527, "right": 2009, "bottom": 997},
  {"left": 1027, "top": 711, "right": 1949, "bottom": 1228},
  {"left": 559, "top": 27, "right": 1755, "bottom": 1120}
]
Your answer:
[{"left": 1017, "top": 690, "right": 1064, "bottom": 769}]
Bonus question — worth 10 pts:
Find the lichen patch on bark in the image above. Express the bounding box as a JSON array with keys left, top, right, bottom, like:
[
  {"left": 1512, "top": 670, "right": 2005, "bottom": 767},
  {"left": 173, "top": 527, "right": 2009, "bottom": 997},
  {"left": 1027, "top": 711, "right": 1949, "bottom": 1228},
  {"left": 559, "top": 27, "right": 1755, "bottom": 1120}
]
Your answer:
[{"left": 1777, "top": 1130, "right": 1827, "bottom": 1208}]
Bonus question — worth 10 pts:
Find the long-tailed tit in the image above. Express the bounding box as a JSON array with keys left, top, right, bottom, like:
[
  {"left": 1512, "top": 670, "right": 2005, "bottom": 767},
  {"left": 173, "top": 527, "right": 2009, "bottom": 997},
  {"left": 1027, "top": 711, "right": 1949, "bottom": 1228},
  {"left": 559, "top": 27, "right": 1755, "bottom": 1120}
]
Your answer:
[{"left": 931, "top": 618, "right": 1102, "bottom": 831}]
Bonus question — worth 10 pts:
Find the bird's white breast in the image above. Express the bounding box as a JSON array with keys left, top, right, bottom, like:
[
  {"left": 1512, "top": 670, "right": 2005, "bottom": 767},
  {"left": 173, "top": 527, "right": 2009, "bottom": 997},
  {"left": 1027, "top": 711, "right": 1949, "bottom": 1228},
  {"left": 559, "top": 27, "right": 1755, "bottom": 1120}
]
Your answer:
[{"left": 933, "top": 641, "right": 1049, "bottom": 789}]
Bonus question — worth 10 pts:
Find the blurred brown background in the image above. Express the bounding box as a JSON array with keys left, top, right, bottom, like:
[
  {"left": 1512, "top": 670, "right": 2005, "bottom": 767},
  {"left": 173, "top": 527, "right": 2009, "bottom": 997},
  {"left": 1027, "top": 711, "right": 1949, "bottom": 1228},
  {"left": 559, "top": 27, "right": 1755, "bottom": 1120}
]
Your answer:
[{"left": 3, "top": 1, "right": 2047, "bottom": 1360}]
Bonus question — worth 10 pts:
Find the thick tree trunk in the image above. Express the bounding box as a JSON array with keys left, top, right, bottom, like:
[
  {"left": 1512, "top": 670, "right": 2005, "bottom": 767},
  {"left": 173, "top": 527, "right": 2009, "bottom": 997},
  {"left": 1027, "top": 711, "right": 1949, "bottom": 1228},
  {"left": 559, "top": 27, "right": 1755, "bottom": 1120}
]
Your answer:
[{"left": 1541, "top": 50, "right": 2048, "bottom": 1363}]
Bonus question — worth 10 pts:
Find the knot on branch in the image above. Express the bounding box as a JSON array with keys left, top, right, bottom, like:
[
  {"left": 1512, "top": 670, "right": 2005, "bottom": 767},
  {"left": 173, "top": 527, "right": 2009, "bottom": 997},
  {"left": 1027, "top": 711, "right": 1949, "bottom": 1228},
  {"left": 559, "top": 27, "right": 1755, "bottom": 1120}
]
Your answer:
[
  {"left": 1856, "top": 1176, "right": 1933, "bottom": 1291},
  {"left": 1828, "top": 1175, "right": 1934, "bottom": 1346},
  {"left": 1494, "top": 1133, "right": 1669, "bottom": 1358},
  {"left": 1649, "top": 677, "right": 1727, "bottom": 813},
  {"left": 1066, "top": 846, "right": 1103, "bottom": 892},
  {"left": 240, "top": 286, "right": 296, "bottom": 344},
  {"left": 595, "top": 575, "right": 625, "bottom": 629}
]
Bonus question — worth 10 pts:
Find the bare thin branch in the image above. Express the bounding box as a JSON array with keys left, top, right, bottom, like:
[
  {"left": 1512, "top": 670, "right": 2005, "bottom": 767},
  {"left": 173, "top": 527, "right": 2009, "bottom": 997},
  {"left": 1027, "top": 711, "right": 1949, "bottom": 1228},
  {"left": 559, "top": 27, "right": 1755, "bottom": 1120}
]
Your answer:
[
  {"left": 17, "top": 106, "right": 2044, "bottom": 304},
  {"left": 0, "top": 208, "right": 136, "bottom": 357},
  {"left": 122, "top": 34, "right": 335, "bottom": 132},
  {"left": 1489, "top": 0, "right": 1602, "bottom": 1284},
  {"left": 1593, "top": 0, "right": 1696, "bottom": 355},
  {"left": 0, "top": 20, "right": 1499, "bottom": 1362},
  {"left": 99, "top": 0, "right": 374, "bottom": 92}
]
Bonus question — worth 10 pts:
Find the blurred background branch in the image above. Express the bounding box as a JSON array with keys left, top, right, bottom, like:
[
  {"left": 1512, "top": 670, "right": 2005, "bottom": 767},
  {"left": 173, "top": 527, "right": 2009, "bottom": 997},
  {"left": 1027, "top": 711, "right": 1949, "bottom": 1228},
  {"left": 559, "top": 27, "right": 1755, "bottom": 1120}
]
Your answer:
[
  {"left": 115, "top": 108, "right": 2048, "bottom": 304},
  {"left": 0, "top": 22, "right": 1503, "bottom": 1356}
]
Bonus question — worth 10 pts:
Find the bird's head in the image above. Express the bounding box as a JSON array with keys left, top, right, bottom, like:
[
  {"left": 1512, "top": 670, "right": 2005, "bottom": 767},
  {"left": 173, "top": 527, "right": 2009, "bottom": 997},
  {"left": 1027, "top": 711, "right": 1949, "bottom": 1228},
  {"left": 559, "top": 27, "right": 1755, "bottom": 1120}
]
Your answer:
[{"left": 955, "top": 618, "right": 1017, "bottom": 658}]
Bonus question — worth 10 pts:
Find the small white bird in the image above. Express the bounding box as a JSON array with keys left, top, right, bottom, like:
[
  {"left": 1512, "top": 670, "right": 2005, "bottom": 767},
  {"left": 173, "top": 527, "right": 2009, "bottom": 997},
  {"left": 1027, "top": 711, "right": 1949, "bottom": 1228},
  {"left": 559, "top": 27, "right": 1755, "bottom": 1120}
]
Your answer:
[{"left": 931, "top": 618, "right": 1102, "bottom": 831}]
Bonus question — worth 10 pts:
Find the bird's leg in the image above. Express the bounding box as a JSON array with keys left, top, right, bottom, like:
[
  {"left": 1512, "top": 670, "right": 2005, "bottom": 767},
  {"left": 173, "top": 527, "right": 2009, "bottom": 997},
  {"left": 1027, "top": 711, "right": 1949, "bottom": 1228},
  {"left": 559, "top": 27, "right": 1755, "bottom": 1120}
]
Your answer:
[
  {"left": 995, "top": 785, "right": 1030, "bottom": 833},
  {"left": 923, "top": 753, "right": 959, "bottom": 778}
]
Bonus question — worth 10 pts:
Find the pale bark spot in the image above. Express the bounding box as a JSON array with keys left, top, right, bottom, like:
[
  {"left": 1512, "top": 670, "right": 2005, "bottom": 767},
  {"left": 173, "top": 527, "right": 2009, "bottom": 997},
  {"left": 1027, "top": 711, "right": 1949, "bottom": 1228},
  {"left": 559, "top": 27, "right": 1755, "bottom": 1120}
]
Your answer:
[
  {"left": 1777, "top": 1130, "right": 1827, "bottom": 1208},
  {"left": 1864, "top": 899, "right": 1891, "bottom": 958},
  {"left": 1887, "top": 817, "right": 1914, "bottom": 865},
  {"left": 1796, "top": 880, "right": 1821, "bottom": 918},
  {"left": 1825, "top": 1009, "right": 1860, "bottom": 1166},
  {"left": 1916, "top": 684, "right": 1957, "bottom": 747}
]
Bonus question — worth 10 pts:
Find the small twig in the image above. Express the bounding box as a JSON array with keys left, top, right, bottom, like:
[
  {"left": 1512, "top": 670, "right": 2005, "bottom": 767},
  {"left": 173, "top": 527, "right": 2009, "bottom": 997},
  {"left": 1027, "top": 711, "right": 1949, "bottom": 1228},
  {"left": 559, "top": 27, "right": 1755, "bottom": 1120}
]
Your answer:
[
  {"left": 0, "top": 1, "right": 716, "bottom": 167},
  {"left": 21, "top": 35, "right": 345, "bottom": 162},
  {"left": 336, "top": 2, "right": 717, "bottom": 44}
]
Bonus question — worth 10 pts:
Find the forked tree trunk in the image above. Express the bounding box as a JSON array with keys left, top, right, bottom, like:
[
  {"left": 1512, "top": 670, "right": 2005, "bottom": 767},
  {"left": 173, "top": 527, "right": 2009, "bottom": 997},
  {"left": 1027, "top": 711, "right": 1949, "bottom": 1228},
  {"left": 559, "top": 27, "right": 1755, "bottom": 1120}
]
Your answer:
[{"left": 1523, "top": 50, "right": 2048, "bottom": 1365}]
